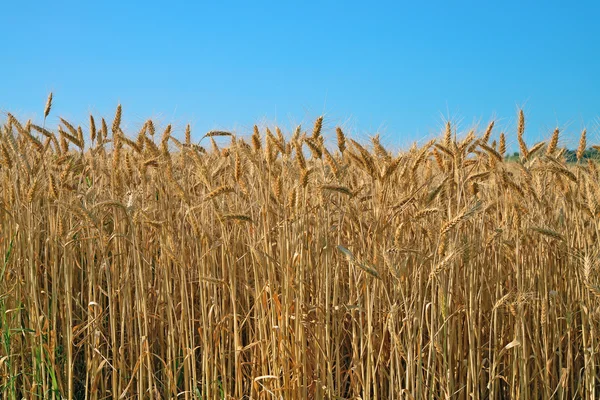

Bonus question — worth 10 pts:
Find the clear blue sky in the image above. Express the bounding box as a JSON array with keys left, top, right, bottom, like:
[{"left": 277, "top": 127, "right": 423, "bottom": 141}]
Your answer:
[{"left": 2, "top": 1, "right": 599, "bottom": 150}]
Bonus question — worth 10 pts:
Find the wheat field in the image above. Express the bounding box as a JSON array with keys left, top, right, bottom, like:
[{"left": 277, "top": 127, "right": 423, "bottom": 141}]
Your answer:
[{"left": 0, "top": 97, "right": 599, "bottom": 399}]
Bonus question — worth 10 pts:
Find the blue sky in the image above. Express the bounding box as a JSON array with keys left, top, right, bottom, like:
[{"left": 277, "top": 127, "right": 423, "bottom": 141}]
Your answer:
[{"left": 2, "top": 1, "right": 599, "bottom": 150}]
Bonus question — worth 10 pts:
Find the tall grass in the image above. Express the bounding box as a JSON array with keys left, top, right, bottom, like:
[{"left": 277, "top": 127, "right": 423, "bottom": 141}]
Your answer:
[{"left": 0, "top": 101, "right": 599, "bottom": 399}]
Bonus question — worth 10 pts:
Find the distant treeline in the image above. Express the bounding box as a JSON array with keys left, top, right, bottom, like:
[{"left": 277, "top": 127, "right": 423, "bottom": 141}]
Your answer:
[{"left": 505, "top": 147, "right": 600, "bottom": 162}]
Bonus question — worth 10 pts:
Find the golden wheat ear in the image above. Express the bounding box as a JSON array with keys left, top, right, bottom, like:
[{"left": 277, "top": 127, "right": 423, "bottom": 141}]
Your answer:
[
  {"left": 112, "top": 104, "right": 122, "bottom": 135},
  {"left": 44, "top": 92, "right": 53, "bottom": 119}
]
